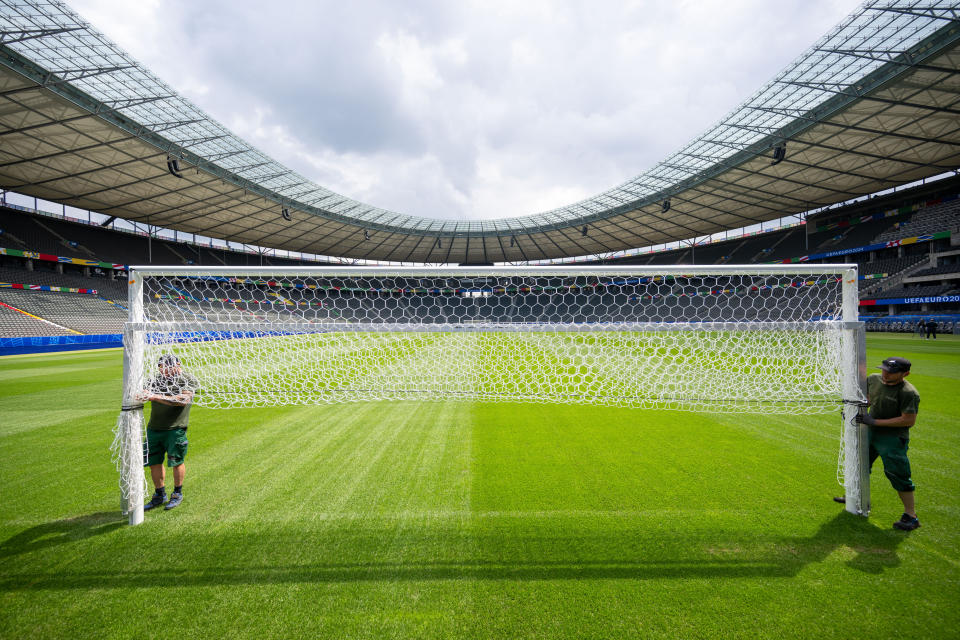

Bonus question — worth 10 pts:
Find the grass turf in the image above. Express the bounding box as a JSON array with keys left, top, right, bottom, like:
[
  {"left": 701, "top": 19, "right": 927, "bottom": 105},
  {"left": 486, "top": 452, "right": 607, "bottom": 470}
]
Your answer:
[{"left": 0, "top": 333, "right": 958, "bottom": 638}]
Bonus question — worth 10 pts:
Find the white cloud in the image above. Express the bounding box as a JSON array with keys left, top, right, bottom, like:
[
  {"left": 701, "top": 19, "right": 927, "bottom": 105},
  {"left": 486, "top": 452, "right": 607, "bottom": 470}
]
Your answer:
[{"left": 68, "top": 0, "right": 861, "bottom": 221}]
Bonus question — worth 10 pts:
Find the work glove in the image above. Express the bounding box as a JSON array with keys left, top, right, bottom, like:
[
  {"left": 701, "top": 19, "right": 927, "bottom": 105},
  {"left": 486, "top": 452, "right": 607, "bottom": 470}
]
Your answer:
[{"left": 854, "top": 413, "right": 876, "bottom": 426}]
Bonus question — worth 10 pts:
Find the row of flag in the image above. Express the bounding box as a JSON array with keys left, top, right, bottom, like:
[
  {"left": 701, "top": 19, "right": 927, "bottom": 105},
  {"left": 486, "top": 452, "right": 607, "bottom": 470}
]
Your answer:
[
  {"left": 0, "top": 247, "right": 124, "bottom": 269},
  {"left": 0, "top": 282, "right": 98, "bottom": 294}
]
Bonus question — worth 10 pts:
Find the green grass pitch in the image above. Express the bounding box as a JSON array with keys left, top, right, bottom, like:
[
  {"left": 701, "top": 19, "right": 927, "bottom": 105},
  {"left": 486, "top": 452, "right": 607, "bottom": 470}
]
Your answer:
[{"left": 1, "top": 333, "right": 958, "bottom": 638}]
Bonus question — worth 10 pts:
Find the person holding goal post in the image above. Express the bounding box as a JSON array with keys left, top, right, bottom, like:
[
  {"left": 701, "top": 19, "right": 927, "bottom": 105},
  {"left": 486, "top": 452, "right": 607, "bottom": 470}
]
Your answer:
[
  {"left": 138, "top": 354, "right": 198, "bottom": 511},
  {"left": 835, "top": 356, "right": 921, "bottom": 531}
]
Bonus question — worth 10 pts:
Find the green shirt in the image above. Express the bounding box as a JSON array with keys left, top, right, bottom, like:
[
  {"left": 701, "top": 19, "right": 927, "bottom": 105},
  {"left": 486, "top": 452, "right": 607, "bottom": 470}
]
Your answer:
[
  {"left": 866, "top": 373, "right": 919, "bottom": 437},
  {"left": 146, "top": 373, "right": 198, "bottom": 431}
]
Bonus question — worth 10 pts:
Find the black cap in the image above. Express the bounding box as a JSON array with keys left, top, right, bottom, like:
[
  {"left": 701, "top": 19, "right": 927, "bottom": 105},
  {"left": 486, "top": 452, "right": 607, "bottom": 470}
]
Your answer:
[
  {"left": 878, "top": 356, "right": 911, "bottom": 373},
  {"left": 158, "top": 354, "right": 181, "bottom": 367}
]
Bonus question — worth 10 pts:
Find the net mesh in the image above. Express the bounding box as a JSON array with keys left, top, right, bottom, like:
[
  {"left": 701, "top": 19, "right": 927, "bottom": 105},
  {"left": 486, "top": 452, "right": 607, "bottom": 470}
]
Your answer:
[{"left": 127, "top": 270, "right": 851, "bottom": 413}]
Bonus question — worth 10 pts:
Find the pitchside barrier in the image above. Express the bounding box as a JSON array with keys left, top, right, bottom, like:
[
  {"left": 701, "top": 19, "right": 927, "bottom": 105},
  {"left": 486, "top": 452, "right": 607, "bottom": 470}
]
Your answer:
[{"left": 113, "top": 266, "right": 869, "bottom": 525}]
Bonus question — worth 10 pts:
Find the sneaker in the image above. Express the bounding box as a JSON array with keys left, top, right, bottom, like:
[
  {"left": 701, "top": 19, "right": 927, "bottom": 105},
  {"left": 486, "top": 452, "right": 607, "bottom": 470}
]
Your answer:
[
  {"left": 893, "top": 513, "right": 920, "bottom": 531},
  {"left": 833, "top": 496, "right": 846, "bottom": 504},
  {"left": 144, "top": 492, "right": 166, "bottom": 511},
  {"left": 164, "top": 491, "right": 183, "bottom": 510}
]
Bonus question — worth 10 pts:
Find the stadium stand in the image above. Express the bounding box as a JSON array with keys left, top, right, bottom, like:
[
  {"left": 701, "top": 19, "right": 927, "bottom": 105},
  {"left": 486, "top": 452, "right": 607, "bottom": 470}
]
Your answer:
[
  {"left": 873, "top": 199, "right": 960, "bottom": 243},
  {"left": 0, "top": 206, "right": 334, "bottom": 269},
  {"left": 2, "top": 174, "right": 960, "bottom": 340},
  {"left": 0, "top": 289, "right": 125, "bottom": 334},
  {"left": 810, "top": 221, "right": 882, "bottom": 252},
  {"left": 575, "top": 177, "right": 960, "bottom": 330},
  {"left": 851, "top": 255, "right": 926, "bottom": 276},
  {"left": 912, "top": 264, "right": 960, "bottom": 278},
  {"left": 0, "top": 300, "right": 76, "bottom": 337},
  {"left": 864, "top": 318, "right": 955, "bottom": 333},
  {"left": 869, "top": 283, "right": 957, "bottom": 299},
  {"left": 0, "top": 208, "right": 76, "bottom": 257},
  {"left": 0, "top": 266, "right": 126, "bottom": 300}
]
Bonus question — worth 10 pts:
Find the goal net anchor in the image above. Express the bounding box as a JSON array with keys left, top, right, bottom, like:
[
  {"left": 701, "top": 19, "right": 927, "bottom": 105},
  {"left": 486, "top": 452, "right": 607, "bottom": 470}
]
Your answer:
[{"left": 112, "top": 265, "right": 869, "bottom": 525}]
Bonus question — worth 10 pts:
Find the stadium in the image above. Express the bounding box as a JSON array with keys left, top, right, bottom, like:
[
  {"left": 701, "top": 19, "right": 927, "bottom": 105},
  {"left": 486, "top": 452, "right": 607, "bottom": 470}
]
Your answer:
[{"left": 1, "top": 1, "right": 958, "bottom": 638}]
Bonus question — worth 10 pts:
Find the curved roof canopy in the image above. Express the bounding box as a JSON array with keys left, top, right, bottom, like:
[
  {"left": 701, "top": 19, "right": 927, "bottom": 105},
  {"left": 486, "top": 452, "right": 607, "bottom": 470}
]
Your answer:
[{"left": 1, "top": 1, "right": 959, "bottom": 263}]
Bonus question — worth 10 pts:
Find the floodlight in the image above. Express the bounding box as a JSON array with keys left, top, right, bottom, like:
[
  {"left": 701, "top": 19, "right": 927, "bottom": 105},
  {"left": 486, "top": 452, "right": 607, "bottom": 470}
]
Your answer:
[
  {"left": 771, "top": 142, "right": 787, "bottom": 166},
  {"left": 166, "top": 157, "right": 184, "bottom": 178}
]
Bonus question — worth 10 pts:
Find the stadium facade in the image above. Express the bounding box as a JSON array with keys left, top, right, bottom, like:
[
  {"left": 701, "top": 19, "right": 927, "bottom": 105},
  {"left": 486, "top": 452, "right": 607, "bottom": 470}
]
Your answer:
[
  {"left": 0, "top": 1, "right": 959, "bottom": 352},
  {"left": 0, "top": 0, "right": 958, "bottom": 264}
]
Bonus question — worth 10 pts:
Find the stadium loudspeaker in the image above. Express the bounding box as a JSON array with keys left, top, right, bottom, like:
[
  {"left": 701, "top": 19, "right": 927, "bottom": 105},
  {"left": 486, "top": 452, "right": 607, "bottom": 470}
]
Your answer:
[
  {"left": 581, "top": 225, "right": 589, "bottom": 237},
  {"left": 509, "top": 236, "right": 515, "bottom": 247},
  {"left": 166, "top": 157, "right": 184, "bottom": 178},
  {"left": 281, "top": 208, "right": 291, "bottom": 221},
  {"left": 662, "top": 198, "right": 671, "bottom": 213},
  {"left": 364, "top": 230, "right": 371, "bottom": 241},
  {"left": 771, "top": 142, "right": 787, "bottom": 166}
]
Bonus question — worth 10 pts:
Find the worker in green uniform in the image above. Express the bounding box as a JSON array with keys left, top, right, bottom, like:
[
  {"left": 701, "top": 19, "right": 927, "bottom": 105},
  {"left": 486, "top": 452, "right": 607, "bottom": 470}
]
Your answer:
[
  {"left": 834, "top": 356, "right": 921, "bottom": 531},
  {"left": 139, "top": 354, "right": 198, "bottom": 511}
]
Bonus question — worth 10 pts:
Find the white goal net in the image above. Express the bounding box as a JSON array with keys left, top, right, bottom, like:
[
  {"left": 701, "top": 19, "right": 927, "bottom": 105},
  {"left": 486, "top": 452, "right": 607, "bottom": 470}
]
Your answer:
[{"left": 113, "top": 266, "right": 869, "bottom": 523}]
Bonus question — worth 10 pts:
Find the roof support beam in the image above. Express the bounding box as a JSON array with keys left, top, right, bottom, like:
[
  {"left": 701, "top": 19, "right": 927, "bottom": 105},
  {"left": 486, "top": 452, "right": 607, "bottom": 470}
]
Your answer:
[
  {"left": 779, "top": 80, "right": 960, "bottom": 116},
  {"left": 204, "top": 150, "right": 248, "bottom": 162},
  {"left": 175, "top": 134, "right": 230, "bottom": 148},
  {"left": 8, "top": 150, "right": 165, "bottom": 189},
  {"left": 0, "top": 27, "right": 83, "bottom": 45},
  {"left": 815, "top": 47, "right": 958, "bottom": 75},
  {"left": 97, "top": 174, "right": 226, "bottom": 212},
  {"left": 98, "top": 95, "right": 175, "bottom": 110},
  {"left": 227, "top": 161, "right": 273, "bottom": 173},
  {"left": 148, "top": 118, "right": 206, "bottom": 133},
  {"left": 750, "top": 105, "right": 960, "bottom": 146},
  {"left": 0, "top": 134, "right": 138, "bottom": 168},
  {"left": 0, "top": 65, "right": 136, "bottom": 96},
  {"left": 869, "top": 6, "right": 960, "bottom": 22}
]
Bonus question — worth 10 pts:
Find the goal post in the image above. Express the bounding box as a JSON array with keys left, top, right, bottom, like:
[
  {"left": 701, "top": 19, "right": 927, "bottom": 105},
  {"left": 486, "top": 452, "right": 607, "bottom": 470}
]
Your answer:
[{"left": 113, "top": 265, "right": 869, "bottom": 525}]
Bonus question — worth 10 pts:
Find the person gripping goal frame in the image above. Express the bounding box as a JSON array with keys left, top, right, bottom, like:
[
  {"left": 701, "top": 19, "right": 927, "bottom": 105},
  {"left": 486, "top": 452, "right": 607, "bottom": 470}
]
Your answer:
[{"left": 138, "top": 354, "right": 198, "bottom": 512}]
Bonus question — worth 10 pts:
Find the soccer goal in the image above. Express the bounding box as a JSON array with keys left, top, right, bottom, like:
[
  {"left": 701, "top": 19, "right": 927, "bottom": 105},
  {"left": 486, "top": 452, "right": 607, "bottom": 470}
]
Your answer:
[{"left": 113, "top": 265, "right": 869, "bottom": 525}]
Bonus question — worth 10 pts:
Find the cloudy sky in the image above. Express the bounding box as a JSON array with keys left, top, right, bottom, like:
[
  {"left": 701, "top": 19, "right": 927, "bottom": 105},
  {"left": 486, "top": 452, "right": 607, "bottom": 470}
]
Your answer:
[{"left": 70, "top": 0, "right": 860, "bottom": 222}]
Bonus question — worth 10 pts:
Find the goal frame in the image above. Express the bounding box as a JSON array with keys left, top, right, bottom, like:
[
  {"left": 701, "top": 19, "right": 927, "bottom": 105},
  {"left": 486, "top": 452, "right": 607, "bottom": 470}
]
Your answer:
[{"left": 116, "top": 264, "right": 869, "bottom": 525}]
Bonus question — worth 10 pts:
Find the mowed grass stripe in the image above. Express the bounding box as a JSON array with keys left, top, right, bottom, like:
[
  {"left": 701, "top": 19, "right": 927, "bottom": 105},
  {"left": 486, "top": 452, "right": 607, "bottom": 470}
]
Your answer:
[{"left": 0, "top": 382, "right": 118, "bottom": 437}]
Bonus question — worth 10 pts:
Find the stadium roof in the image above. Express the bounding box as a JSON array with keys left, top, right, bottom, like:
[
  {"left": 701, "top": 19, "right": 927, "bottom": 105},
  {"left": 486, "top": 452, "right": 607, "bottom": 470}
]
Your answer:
[{"left": 1, "top": 1, "right": 959, "bottom": 263}]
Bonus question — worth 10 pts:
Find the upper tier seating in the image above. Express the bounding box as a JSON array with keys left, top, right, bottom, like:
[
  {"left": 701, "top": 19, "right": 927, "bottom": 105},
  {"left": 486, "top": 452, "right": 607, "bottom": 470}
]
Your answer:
[
  {"left": 911, "top": 264, "right": 960, "bottom": 278},
  {"left": 873, "top": 200, "right": 960, "bottom": 243},
  {"left": 810, "top": 218, "right": 886, "bottom": 251},
  {"left": 0, "top": 206, "right": 334, "bottom": 268},
  {"left": 0, "top": 265, "right": 127, "bottom": 301},
  {"left": 851, "top": 255, "right": 926, "bottom": 276},
  {"left": 867, "top": 283, "right": 957, "bottom": 299}
]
